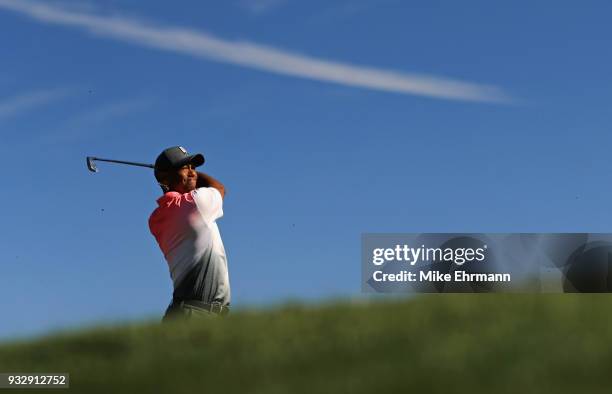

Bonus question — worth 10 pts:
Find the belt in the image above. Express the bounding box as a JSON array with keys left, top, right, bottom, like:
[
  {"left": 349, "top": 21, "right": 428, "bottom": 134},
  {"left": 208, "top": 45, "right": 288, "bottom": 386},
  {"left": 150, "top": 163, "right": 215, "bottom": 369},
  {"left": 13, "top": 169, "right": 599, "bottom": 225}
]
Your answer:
[{"left": 178, "top": 300, "right": 230, "bottom": 316}]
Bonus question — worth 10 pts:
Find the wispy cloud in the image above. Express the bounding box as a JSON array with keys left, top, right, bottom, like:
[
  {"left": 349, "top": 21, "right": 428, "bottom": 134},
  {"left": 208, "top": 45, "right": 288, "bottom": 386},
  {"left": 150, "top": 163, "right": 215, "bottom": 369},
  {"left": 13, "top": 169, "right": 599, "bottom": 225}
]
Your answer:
[
  {"left": 0, "top": 88, "right": 68, "bottom": 121},
  {"left": 0, "top": 0, "right": 512, "bottom": 103},
  {"left": 239, "top": 0, "right": 286, "bottom": 15},
  {"left": 36, "top": 96, "right": 155, "bottom": 144}
]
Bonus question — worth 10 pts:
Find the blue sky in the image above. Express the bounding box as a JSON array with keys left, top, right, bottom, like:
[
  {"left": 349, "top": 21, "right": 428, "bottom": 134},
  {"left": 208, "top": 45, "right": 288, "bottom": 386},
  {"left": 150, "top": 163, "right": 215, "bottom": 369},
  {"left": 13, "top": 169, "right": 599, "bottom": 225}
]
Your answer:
[{"left": 0, "top": 0, "right": 611, "bottom": 339}]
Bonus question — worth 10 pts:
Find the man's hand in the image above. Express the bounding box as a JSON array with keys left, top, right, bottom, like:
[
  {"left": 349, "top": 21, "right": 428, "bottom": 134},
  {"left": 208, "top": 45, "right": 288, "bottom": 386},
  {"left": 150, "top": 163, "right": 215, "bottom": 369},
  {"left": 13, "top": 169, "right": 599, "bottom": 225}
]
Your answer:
[{"left": 196, "top": 172, "right": 226, "bottom": 199}]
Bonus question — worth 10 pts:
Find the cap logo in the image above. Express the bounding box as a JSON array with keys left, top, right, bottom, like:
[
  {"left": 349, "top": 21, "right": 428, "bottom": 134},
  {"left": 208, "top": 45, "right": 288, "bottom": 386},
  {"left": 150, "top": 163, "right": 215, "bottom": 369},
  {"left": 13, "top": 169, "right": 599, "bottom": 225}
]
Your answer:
[{"left": 178, "top": 146, "right": 187, "bottom": 154}]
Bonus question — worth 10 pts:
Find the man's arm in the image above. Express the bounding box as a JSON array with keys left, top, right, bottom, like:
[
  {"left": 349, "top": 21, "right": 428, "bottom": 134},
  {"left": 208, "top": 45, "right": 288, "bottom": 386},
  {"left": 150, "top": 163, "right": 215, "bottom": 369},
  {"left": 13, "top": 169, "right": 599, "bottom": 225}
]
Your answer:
[{"left": 196, "top": 172, "right": 226, "bottom": 199}]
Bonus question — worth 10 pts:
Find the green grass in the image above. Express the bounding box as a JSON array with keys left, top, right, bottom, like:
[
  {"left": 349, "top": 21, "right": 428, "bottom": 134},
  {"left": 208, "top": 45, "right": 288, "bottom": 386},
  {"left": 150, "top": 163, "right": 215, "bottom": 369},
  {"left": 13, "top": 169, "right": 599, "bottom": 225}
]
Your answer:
[{"left": 1, "top": 295, "right": 612, "bottom": 393}]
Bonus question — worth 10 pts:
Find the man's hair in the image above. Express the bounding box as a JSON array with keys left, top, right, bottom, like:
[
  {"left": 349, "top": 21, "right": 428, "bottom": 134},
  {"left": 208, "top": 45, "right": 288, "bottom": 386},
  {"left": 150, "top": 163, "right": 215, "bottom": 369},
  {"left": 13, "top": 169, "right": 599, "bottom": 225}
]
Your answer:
[{"left": 155, "top": 169, "right": 172, "bottom": 193}]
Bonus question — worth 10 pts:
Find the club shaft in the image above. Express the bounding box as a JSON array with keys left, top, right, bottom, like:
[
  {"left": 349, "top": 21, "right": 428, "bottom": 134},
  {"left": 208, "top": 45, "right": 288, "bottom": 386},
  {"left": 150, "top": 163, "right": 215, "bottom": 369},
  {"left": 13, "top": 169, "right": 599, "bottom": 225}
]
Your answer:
[{"left": 90, "top": 157, "right": 154, "bottom": 168}]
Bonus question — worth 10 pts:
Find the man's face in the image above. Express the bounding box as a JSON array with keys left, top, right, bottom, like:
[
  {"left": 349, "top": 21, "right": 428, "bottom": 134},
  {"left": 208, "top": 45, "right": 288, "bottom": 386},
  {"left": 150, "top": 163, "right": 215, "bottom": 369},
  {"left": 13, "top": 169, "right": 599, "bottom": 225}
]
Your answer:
[{"left": 170, "top": 164, "right": 197, "bottom": 193}]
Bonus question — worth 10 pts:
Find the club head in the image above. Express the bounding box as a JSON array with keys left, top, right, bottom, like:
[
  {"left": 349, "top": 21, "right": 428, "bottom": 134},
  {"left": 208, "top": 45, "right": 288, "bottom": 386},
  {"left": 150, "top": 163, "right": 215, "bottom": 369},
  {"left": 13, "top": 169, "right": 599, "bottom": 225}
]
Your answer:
[{"left": 86, "top": 157, "right": 98, "bottom": 173}]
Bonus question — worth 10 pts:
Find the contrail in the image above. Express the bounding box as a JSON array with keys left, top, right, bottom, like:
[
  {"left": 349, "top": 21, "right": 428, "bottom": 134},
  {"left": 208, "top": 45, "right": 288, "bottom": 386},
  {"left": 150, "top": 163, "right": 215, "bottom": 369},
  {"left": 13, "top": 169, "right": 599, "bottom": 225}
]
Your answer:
[{"left": 0, "top": 0, "right": 512, "bottom": 103}]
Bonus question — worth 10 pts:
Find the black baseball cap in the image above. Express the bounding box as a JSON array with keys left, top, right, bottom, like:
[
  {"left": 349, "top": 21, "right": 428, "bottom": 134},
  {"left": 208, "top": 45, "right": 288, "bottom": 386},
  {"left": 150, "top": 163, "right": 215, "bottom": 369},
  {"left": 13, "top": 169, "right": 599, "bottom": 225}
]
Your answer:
[{"left": 154, "top": 146, "right": 204, "bottom": 178}]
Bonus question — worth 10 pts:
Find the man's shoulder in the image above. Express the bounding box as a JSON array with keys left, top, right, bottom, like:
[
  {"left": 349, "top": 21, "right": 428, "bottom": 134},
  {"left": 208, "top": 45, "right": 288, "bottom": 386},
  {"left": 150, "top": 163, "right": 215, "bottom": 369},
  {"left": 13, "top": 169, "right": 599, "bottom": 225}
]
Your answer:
[
  {"left": 148, "top": 203, "right": 164, "bottom": 231},
  {"left": 193, "top": 187, "right": 222, "bottom": 198},
  {"left": 192, "top": 187, "right": 215, "bottom": 197},
  {"left": 191, "top": 187, "right": 223, "bottom": 221},
  {"left": 192, "top": 187, "right": 222, "bottom": 207}
]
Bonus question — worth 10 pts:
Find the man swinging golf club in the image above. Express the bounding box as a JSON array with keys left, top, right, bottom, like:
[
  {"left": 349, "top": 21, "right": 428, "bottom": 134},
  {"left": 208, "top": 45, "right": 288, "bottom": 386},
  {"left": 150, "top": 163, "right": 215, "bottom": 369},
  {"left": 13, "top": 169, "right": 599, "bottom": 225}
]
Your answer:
[{"left": 148, "top": 146, "right": 230, "bottom": 320}]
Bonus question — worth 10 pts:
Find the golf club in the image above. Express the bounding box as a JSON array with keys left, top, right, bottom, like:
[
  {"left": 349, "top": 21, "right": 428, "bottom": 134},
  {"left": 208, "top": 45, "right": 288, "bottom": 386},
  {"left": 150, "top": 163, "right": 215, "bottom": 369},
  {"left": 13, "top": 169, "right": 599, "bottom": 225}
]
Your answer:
[{"left": 86, "top": 156, "right": 154, "bottom": 173}]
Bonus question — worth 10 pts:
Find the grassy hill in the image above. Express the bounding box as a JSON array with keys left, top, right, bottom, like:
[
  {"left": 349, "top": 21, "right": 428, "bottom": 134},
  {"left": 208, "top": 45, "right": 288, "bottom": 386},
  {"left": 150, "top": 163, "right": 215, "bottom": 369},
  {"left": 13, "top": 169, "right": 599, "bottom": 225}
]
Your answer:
[{"left": 1, "top": 295, "right": 612, "bottom": 393}]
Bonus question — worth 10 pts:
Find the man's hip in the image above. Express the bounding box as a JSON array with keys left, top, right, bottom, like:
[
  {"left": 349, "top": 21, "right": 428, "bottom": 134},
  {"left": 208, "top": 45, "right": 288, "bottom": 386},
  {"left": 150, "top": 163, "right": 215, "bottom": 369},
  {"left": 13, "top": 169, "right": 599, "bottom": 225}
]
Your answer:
[{"left": 162, "top": 299, "right": 230, "bottom": 321}]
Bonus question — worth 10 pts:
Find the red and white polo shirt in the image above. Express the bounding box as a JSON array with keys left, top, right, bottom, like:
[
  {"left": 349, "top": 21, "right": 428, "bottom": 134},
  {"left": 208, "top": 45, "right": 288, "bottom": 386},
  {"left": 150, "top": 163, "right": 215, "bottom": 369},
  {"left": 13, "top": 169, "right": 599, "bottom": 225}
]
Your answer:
[{"left": 149, "top": 187, "right": 230, "bottom": 305}]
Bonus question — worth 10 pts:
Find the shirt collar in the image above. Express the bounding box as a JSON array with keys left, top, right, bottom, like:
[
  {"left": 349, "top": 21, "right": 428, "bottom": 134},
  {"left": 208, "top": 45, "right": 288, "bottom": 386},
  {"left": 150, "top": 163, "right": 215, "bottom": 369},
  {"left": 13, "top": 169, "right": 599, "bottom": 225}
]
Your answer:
[{"left": 156, "top": 191, "right": 182, "bottom": 206}]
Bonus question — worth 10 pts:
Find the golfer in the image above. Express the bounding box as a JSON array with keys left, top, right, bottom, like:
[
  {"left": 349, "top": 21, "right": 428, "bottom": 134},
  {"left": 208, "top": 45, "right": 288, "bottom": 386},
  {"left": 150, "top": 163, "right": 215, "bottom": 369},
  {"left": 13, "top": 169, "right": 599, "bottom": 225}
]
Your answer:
[{"left": 148, "top": 146, "right": 230, "bottom": 320}]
